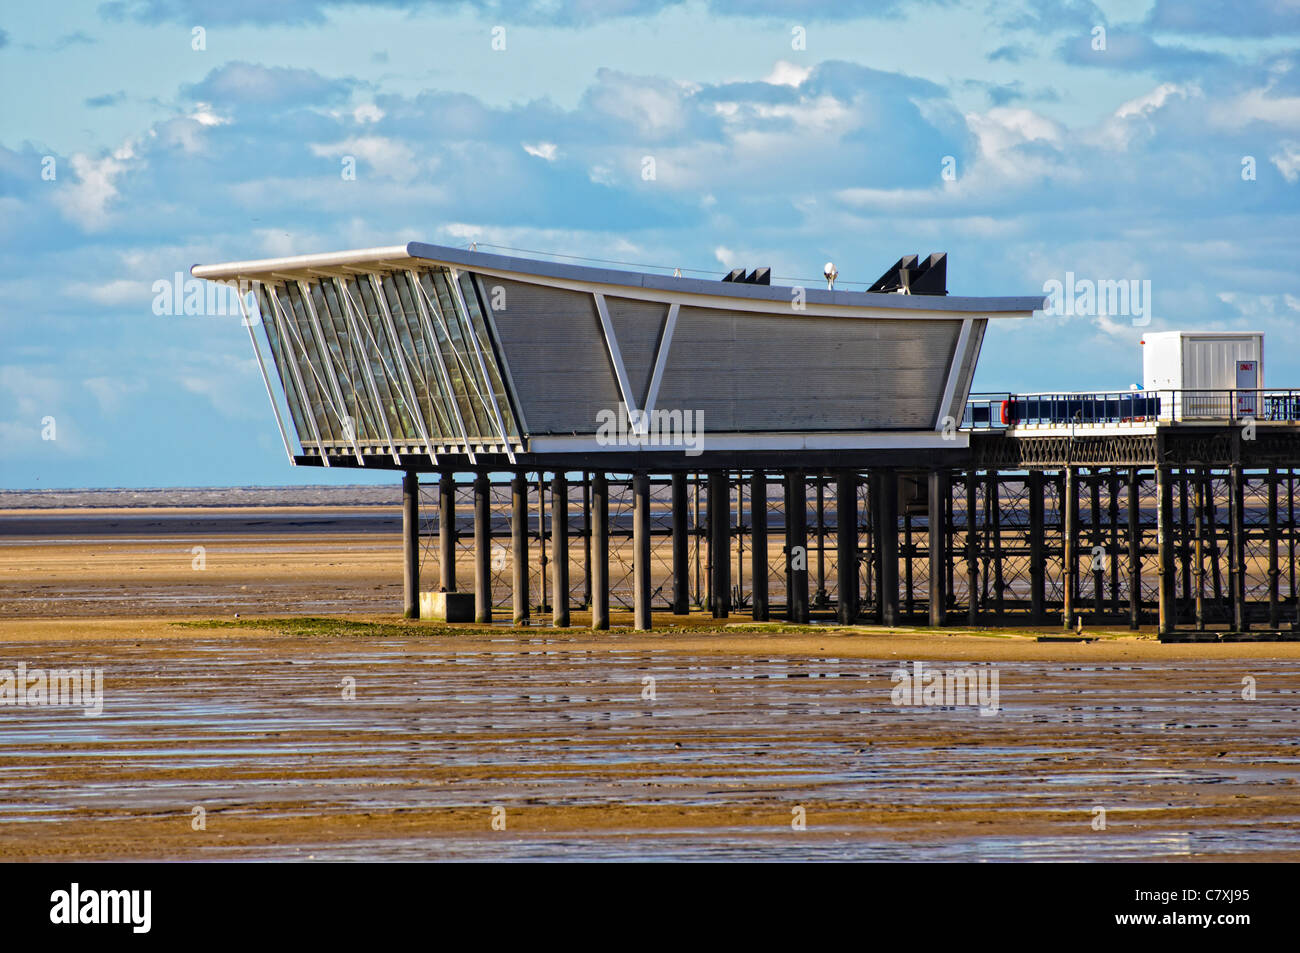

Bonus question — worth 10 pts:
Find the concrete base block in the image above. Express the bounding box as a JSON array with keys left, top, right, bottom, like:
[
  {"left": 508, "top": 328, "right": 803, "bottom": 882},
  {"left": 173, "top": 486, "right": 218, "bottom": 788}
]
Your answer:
[{"left": 419, "top": 591, "right": 475, "bottom": 623}]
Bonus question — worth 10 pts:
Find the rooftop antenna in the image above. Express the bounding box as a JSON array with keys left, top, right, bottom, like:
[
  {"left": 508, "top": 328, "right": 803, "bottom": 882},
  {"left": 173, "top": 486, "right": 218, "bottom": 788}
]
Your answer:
[{"left": 824, "top": 261, "right": 838, "bottom": 290}]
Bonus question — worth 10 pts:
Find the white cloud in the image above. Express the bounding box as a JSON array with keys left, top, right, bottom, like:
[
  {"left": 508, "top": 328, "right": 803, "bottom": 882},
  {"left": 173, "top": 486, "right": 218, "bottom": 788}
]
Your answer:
[
  {"left": 522, "top": 141, "right": 558, "bottom": 161},
  {"left": 964, "top": 107, "right": 1063, "bottom": 176},
  {"left": 1271, "top": 140, "right": 1300, "bottom": 182},
  {"left": 1114, "top": 83, "right": 1197, "bottom": 121},
  {"left": 353, "top": 102, "right": 384, "bottom": 124},
  {"left": 1213, "top": 87, "right": 1300, "bottom": 129},
  {"left": 189, "top": 103, "right": 227, "bottom": 127},
  {"left": 308, "top": 136, "right": 423, "bottom": 182},
  {"left": 54, "top": 142, "right": 135, "bottom": 230},
  {"left": 764, "top": 61, "right": 812, "bottom": 87}
]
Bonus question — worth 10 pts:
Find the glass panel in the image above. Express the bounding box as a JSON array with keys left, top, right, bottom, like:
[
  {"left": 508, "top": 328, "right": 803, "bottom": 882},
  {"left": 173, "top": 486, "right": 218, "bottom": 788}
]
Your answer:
[
  {"left": 431, "top": 269, "right": 494, "bottom": 438},
  {"left": 460, "top": 271, "right": 520, "bottom": 439},
  {"left": 383, "top": 274, "right": 455, "bottom": 441},
  {"left": 268, "top": 284, "right": 330, "bottom": 445},
  {"left": 256, "top": 283, "right": 309, "bottom": 446},
  {"left": 282, "top": 283, "right": 338, "bottom": 441},
  {"left": 369, "top": 274, "right": 428, "bottom": 443},
  {"left": 351, "top": 277, "right": 416, "bottom": 440},
  {"left": 421, "top": 270, "right": 485, "bottom": 440},
  {"left": 318, "top": 279, "right": 375, "bottom": 442}
]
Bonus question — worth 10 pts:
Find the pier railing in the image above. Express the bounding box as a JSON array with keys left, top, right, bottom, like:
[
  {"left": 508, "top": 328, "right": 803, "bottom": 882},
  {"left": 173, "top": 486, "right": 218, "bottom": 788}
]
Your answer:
[{"left": 965, "top": 389, "right": 1300, "bottom": 430}]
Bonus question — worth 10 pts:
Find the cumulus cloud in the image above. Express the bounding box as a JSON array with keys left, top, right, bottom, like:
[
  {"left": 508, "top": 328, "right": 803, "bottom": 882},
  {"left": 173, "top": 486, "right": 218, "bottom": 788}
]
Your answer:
[
  {"left": 53, "top": 143, "right": 136, "bottom": 231},
  {"left": 764, "top": 61, "right": 812, "bottom": 87},
  {"left": 8, "top": 11, "right": 1300, "bottom": 486},
  {"left": 183, "top": 62, "right": 355, "bottom": 109}
]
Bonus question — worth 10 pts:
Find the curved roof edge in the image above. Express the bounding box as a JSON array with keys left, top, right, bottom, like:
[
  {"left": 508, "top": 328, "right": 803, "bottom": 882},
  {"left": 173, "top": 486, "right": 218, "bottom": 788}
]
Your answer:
[{"left": 191, "top": 240, "right": 1046, "bottom": 314}]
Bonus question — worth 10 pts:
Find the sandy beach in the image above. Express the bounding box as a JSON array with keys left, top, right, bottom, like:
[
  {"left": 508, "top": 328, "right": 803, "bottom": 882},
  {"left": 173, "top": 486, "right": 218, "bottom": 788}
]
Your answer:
[{"left": 2, "top": 503, "right": 1299, "bottom": 861}]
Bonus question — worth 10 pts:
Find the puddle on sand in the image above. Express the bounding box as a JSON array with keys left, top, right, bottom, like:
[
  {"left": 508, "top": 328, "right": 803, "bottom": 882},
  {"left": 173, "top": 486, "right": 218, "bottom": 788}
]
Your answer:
[{"left": 2, "top": 644, "right": 1299, "bottom": 860}]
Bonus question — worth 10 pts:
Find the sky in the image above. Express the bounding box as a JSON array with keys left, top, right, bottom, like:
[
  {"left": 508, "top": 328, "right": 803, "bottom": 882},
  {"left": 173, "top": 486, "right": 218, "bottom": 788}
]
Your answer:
[{"left": 3, "top": 0, "right": 1299, "bottom": 489}]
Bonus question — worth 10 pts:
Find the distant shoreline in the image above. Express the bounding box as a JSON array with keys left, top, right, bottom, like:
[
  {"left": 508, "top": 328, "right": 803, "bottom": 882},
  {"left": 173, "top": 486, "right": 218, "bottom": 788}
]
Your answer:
[{"left": 0, "top": 486, "right": 403, "bottom": 509}]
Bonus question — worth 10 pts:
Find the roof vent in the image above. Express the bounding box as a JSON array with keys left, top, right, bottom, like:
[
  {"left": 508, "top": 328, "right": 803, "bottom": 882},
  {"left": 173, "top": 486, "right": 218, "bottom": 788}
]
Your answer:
[
  {"left": 721, "top": 267, "right": 771, "bottom": 285},
  {"left": 867, "top": 253, "right": 947, "bottom": 295}
]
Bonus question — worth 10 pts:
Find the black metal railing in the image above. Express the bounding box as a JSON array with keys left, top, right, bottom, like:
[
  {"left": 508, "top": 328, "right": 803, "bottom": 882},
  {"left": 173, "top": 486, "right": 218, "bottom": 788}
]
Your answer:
[{"left": 965, "top": 389, "right": 1300, "bottom": 430}]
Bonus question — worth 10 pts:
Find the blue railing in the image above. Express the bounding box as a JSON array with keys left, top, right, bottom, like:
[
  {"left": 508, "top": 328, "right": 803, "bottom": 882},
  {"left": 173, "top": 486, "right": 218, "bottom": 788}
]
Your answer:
[{"left": 965, "top": 389, "right": 1300, "bottom": 429}]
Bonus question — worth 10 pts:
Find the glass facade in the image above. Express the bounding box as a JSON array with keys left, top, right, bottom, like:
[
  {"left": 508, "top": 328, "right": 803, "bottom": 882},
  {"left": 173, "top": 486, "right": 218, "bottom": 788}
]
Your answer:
[{"left": 255, "top": 267, "right": 520, "bottom": 458}]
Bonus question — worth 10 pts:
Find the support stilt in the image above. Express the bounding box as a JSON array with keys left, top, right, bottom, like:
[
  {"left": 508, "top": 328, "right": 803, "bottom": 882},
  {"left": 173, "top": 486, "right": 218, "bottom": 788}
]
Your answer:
[
  {"left": 403, "top": 470, "right": 419, "bottom": 619},
  {"left": 552, "top": 472, "right": 569, "bottom": 628},
  {"left": 473, "top": 472, "right": 491, "bottom": 624}
]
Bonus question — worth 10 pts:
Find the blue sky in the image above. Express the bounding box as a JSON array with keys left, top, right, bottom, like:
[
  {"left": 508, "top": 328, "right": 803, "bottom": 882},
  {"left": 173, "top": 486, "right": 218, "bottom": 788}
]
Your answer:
[{"left": 3, "top": 0, "right": 1299, "bottom": 488}]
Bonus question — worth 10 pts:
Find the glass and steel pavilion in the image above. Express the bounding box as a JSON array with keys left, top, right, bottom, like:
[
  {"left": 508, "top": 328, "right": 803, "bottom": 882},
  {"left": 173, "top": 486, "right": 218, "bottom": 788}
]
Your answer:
[
  {"left": 194, "top": 242, "right": 1044, "bottom": 471},
  {"left": 240, "top": 259, "right": 520, "bottom": 465}
]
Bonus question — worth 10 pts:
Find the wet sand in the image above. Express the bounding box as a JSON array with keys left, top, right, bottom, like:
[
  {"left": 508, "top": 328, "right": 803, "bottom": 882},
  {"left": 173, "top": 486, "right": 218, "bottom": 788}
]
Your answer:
[
  {"left": 2, "top": 504, "right": 1299, "bottom": 861},
  {"left": 1, "top": 627, "right": 1298, "bottom": 861}
]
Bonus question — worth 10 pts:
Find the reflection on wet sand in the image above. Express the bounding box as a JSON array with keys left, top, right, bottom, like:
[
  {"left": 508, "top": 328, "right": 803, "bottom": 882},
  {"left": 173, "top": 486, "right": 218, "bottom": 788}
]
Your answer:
[{"left": 1, "top": 638, "right": 1297, "bottom": 861}]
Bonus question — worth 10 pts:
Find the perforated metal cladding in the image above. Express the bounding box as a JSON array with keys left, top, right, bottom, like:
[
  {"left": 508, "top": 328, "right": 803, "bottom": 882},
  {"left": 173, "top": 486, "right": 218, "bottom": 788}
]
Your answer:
[
  {"left": 482, "top": 281, "right": 962, "bottom": 434},
  {"left": 944, "top": 318, "right": 987, "bottom": 425},
  {"left": 486, "top": 278, "right": 622, "bottom": 434},
  {"left": 655, "top": 307, "right": 962, "bottom": 431},
  {"left": 604, "top": 295, "right": 669, "bottom": 407}
]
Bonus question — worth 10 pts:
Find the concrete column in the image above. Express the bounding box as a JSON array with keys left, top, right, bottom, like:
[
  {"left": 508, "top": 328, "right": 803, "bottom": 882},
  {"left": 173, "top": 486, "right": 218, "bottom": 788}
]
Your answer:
[
  {"left": 537, "top": 474, "right": 547, "bottom": 613},
  {"left": 633, "top": 472, "right": 652, "bottom": 631},
  {"left": 1110, "top": 473, "right": 1122, "bottom": 615},
  {"left": 1157, "top": 465, "right": 1176, "bottom": 639},
  {"left": 1063, "top": 467, "right": 1076, "bottom": 628},
  {"left": 581, "top": 473, "right": 592, "bottom": 608},
  {"left": 786, "top": 470, "right": 809, "bottom": 623},
  {"left": 814, "top": 476, "right": 828, "bottom": 608},
  {"left": 837, "top": 469, "right": 858, "bottom": 625},
  {"left": 1229, "top": 464, "right": 1247, "bottom": 633},
  {"left": 1194, "top": 470, "right": 1206, "bottom": 632},
  {"left": 551, "top": 473, "right": 569, "bottom": 627},
  {"left": 592, "top": 472, "right": 609, "bottom": 631},
  {"left": 1268, "top": 468, "right": 1280, "bottom": 630},
  {"left": 511, "top": 473, "right": 529, "bottom": 625},
  {"left": 966, "top": 469, "right": 979, "bottom": 625},
  {"left": 671, "top": 471, "right": 690, "bottom": 614},
  {"left": 751, "top": 470, "right": 769, "bottom": 621},
  {"left": 990, "top": 471, "right": 1004, "bottom": 619},
  {"left": 709, "top": 470, "right": 730, "bottom": 618},
  {"left": 927, "top": 468, "right": 946, "bottom": 628},
  {"left": 1128, "top": 468, "right": 1141, "bottom": 630},
  {"left": 704, "top": 474, "right": 715, "bottom": 611},
  {"left": 473, "top": 472, "right": 491, "bottom": 624},
  {"left": 878, "top": 470, "right": 899, "bottom": 628},
  {"left": 438, "top": 471, "right": 456, "bottom": 592},
  {"left": 402, "top": 470, "right": 419, "bottom": 619},
  {"left": 1028, "top": 470, "right": 1045, "bottom": 625},
  {"left": 1090, "top": 473, "right": 1103, "bottom": 618},
  {"left": 1178, "top": 472, "right": 1191, "bottom": 611}
]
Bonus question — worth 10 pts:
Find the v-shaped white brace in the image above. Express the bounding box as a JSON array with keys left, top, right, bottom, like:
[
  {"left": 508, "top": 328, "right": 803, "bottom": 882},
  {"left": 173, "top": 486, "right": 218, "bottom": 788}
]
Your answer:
[{"left": 593, "top": 293, "right": 679, "bottom": 436}]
